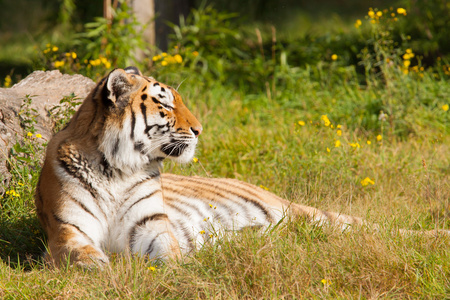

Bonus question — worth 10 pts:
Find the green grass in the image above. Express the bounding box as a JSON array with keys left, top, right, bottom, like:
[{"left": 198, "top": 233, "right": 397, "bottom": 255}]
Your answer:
[{"left": 1, "top": 68, "right": 449, "bottom": 298}]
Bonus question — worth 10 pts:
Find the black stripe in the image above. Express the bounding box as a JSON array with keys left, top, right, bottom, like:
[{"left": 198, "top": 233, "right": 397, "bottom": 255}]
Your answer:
[
  {"left": 169, "top": 176, "right": 274, "bottom": 222},
  {"left": 163, "top": 192, "right": 216, "bottom": 219},
  {"left": 63, "top": 191, "right": 103, "bottom": 222},
  {"left": 112, "top": 138, "right": 120, "bottom": 156},
  {"left": 163, "top": 192, "right": 224, "bottom": 223},
  {"left": 146, "top": 232, "right": 164, "bottom": 255},
  {"left": 59, "top": 159, "right": 100, "bottom": 201},
  {"left": 163, "top": 179, "right": 269, "bottom": 222},
  {"left": 121, "top": 175, "right": 160, "bottom": 205},
  {"left": 140, "top": 102, "right": 148, "bottom": 128},
  {"left": 130, "top": 110, "right": 136, "bottom": 139},
  {"left": 151, "top": 97, "right": 172, "bottom": 110},
  {"left": 52, "top": 213, "right": 95, "bottom": 245},
  {"left": 120, "top": 190, "right": 161, "bottom": 220},
  {"left": 164, "top": 203, "right": 195, "bottom": 252},
  {"left": 129, "top": 213, "right": 168, "bottom": 249}
]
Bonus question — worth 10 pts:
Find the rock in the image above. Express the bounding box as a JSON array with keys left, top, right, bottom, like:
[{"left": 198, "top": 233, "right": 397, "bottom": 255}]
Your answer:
[{"left": 0, "top": 70, "right": 96, "bottom": 191}]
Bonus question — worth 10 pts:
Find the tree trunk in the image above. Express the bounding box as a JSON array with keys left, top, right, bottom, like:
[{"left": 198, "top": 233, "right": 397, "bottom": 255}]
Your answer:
[
  {"left": 155, "top": 0, "right": 193, "bottom": 51},
  {"left": 131, "top": 0, "right": 156, "bottom": 60}
]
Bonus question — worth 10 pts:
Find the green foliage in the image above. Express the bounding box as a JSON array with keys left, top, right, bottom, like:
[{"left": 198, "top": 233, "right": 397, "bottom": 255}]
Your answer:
[
  {"left": 48, "top": 93, "right": 81, "bottom": 133},
  {"left": 399, "top": 0, "right": 450, "bottom": 61},
  {"left": 1, "top": 96, "right": 46, "bottom": 266},
  {"left": 34, "top": 0, "right": 146, "bottom": 80},
  {"left": 74, "top": 0, "right": 146, "bottom": 70}
]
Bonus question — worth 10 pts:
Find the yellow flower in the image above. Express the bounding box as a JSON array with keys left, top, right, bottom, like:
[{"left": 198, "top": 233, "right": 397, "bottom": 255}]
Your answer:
[
  {"left": 17, "top": 182, "right": 24, "bottom": 186},
  {"left": 174, "top": 54, "right": 183, "bottom": 63},
  {"left": 442, "top": 104, "right": 449, "bottom": 111},
  {"left": 335, "top": 140, "right": 341, "bottom": 147},
  {"left": 71, "top": 52, "right": 77, "bottom": 59},
  {"left": 161, "top": 61, "right": 168, "bottom": 66},
  {"left": 368, "top": 11, "right": 375, "bottom": 18},
  {"left": 298, "top": 121, "right": 305, "bottom": 126},
  {"left": 321, "top": 115, "right": 331, "bottom": 127},
  {"left": 52, "top": 46, "right": 59, "bottom": 52},
  {"left": 104, "top": 61, "right": 111, "bottom": 69},
  {"left": 148, "top": 266, "right": 156, "bottom": 271},
  {"left": 376, "top": 11, "right": 382, "bottom": 17},
  {"left": 326, "top": 147, "right": 331, "bottom": 153},
  {"left": 403, "top": 60, "right": 411, "bottom": 68},
  {"left": 35, "top": 133, "right": 42, "bottom": 139},
  {"left": 336, "top": 124, "right": 342, "bottom": 129},
  {"left": 376, "top": 135, "right": 382, "bottom": 141},
  {"left": 193, "top": 157, "right": 199, "bottom": 163},
  {"left": 152, "top": 55, "right": 161, "bottom": 61},
  {"left": 354, "top": 19, "right": 362, "bottom": 28},
  {"left": 161, "top": 52, "right": 167, "bottom": 57},
  {"left": 367, "top": 140, "right": 371, "bottom": 145},
  {"left": 361, "top": 177, "right": 375, "bottom": 186},
  {"left": 336, "top": 130, "right": 342, "bottom": 136},
  {"left": 349, "top": 142, "right": 361, "bottom": 149},
  {"left": 192, "top": 51, "right": 199, "bottom": 57},
  {"left": 397, "top": 8, "right": 407, "bottom": 15},
  {"left": 331, "top": 54, "right": 338, "bottom": 61},
  {"left": 4, "top": 75, "right": 11, "bottom": 87},
  {"left": 321, "top": 279, "right": 331, "bottom": 286},
  {"left": 54, "top": 61, "right": 65, "bottom": 68},
  {"left": 199, "top": 230, "right": 205, "bottom": 235},
  {"left": 6, "top": 190, "right": 19, "bottom": 197},
  {"left": 259, "top": 185, "right": 269, "bottom": 191},
  {"left": 27, "top": 132, "right": 33, "bottom": 137}
]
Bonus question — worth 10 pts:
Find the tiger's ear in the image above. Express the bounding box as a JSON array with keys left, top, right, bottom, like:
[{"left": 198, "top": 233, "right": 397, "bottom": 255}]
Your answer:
[
  {"left": 124, "top": 66, "right": 142, "bottom": 76},
  {"left": 104, "top": 68, "right": 140, "bottom": 108}
]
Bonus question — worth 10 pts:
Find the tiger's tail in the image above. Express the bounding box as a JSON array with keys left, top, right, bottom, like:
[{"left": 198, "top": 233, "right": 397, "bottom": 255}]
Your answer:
[{"left": 286, "top": 201, "right": 450, "bottom": 237}]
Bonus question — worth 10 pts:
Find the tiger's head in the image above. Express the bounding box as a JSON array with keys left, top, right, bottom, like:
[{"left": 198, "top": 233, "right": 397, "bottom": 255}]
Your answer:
[{"left": 87, "top": 67, "right": 202, "bottom": 172}]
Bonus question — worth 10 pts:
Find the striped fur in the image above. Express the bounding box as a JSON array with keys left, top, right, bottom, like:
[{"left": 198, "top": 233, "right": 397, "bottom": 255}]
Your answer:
[{"left": 35, "top": 67, "right": 448, "bottom": 267}]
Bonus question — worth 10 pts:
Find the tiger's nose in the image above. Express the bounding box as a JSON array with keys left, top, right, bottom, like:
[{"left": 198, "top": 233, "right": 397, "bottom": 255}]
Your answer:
[{"left": 191, "top": 126, "right": 202, "bottom": 137}]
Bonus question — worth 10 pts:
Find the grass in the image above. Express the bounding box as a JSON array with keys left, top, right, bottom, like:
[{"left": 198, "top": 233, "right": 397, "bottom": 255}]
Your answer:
[{"left": 1, "top": 69, "right": 449, "bottom": 298}]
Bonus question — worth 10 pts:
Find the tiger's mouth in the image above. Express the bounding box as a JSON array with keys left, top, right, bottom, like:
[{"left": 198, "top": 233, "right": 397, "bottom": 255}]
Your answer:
[{"left": 161, "top": 142, "right": 189, "bottom": 157}]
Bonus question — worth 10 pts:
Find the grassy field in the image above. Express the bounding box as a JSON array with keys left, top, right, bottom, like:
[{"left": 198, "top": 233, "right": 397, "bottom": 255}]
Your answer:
[
  {"left": 1, "top": 3, "right": 450, "bottom": 299},
  {"left": 1, "top": 68, "right": 449, "bottom": 298}
]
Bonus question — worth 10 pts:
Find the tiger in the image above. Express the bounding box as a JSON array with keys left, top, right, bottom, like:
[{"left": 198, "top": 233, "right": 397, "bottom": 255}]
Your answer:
[{"left": 35, "top": 67, "right": 448, "bottom": 267}]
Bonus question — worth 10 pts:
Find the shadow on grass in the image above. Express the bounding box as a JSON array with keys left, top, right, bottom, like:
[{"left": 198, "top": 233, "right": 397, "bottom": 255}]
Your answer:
[{"left": 0, "top": 214, "right": 46, "bottom": 270}]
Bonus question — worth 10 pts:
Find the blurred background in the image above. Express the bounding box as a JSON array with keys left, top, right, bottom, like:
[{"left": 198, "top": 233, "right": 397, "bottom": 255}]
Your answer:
[{"left": 0, "top": 0, "right": 448, "bottom": 83}]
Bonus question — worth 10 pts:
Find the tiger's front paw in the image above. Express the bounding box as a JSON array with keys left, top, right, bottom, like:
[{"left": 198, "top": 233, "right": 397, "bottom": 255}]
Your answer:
[{"left": 47, "top": 244, "right": 109, "bottom": 268}]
